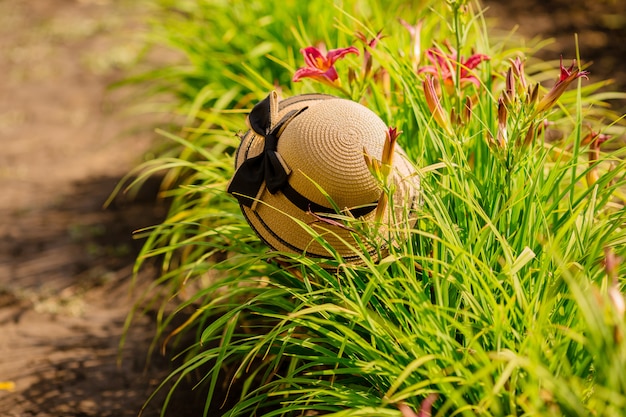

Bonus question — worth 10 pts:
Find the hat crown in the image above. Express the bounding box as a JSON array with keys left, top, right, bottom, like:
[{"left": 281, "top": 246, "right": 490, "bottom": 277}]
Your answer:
[
  {"left": 228, "top": 92, "right": 420, "bottom": 262},
  {"left": 278, "top": 98, "right": 385, "bottom": 209}
]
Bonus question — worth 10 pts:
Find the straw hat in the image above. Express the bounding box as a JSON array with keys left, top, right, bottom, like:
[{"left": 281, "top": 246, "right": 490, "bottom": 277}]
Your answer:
[{"left": 227, "top": 91, "right": 420, "bottom": 263}]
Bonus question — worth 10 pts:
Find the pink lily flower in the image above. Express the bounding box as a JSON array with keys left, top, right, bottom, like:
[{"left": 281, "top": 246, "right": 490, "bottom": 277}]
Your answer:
[
  {"left": 293, "top": 45, "right": 359, "bottom": 85},
  {"left": 418, "top": 42, "right": 490, "bottom": 90},
  {"left": 604, "top": 247, "right": 625, "bottom": 317},
  {"left": 355, "top": 30, "right": 385, "bottom": 77},
  {"left": 535, "top": 56, "right": 589, "bottom": 113},
  {"left": 497, "top": 97, "right": 508, "bottom": 147},
  {"left": 423, "top": 75, "right": 453, "bottom": 135},
  {"left": 398, "top": 394, "right": 438, "bottom": 417},
  {"left": 399, "top": 18, "right": 424, "bottom": 70},
  {"left": 583, "top": 129, "right": 610, "bottom": 187},
  {"left": 509, "top": 56, "right": 528, "bottom": 90}
]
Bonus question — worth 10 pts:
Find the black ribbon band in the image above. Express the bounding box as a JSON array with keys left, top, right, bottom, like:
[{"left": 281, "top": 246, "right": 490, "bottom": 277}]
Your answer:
[
  {"left": 281, "top": 182, "right": 377, "bottom": 218},
  {"left": 228, "top": 92, "right": 378, "bottom": 219},
  {"left": 227, "top": 93, "right": 305, "bottom": 207}
]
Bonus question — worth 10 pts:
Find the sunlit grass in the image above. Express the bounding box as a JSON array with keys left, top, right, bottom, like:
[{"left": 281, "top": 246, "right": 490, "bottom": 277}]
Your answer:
[{"left": 117, "top": 0, "right": 626, "bottom": 415}]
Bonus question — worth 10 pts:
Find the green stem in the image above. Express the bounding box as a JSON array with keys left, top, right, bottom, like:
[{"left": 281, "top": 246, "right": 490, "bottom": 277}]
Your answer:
[{"left": 452, "top": 1, "right": 463, "bottom": 117}]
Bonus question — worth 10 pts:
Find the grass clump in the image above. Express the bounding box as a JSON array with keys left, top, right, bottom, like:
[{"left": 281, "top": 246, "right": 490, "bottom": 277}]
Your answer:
[{"left": 120, "top": 0, "right": 626, "bottom": 415}]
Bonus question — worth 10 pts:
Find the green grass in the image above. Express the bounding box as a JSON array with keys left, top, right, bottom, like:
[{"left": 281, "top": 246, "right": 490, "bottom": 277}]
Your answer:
[{"left": 117, "top": 0, "right": 626, "bottom": 415}]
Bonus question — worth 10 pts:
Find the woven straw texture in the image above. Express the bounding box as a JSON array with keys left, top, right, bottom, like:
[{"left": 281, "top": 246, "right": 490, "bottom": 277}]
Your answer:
[{"left": 233, "top": 93, "right": 420, "bottom": 262}]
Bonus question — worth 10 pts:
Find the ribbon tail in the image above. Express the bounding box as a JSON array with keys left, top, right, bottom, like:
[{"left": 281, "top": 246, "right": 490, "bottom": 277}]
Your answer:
[
  {"left": 264, "top": 151, "right": 291, "bottom": 193},
  {"left": 227, "top": 154, "right": 267, "bottom": 208}
]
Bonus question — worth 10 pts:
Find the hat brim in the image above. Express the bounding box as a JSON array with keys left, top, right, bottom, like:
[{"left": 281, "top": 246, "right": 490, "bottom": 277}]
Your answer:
[{"left": 241, "top": 159, "right": 420, "bottom": 263}]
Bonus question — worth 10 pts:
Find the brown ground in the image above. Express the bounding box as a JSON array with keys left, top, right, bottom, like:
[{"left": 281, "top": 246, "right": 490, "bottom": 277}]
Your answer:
[
  {"left": 0, "top": 1, "right": 181, "bottom": 416},
  {"left": 0, "top": 1, "right": 623, "bottom": 416}
]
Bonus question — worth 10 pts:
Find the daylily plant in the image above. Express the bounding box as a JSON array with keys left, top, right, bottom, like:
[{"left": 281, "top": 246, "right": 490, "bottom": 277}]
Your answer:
[
  {"left": 423, "top": 75, "right": 454, "bottom": 135},
  {"left": 509, "top": 56, "right": 528, "bottom": 91},
  {"left": 582, "top": 129, "right": 610, "bottom": 187},
  {"left": 605, "top": 247, "right": 626, "bottom": 319},
  {"left": 418, "top": 42, "right": 490, "bottom": 91},
  {"left": 293, "top": 45, "right": 359, "bottom": 87},
  {"left": 497, "top": 97, "right": 508, "bottom": 147},
  {"left": 399, "top": 18, "right": 423, "bottom": 71},
  {"left": 534, "top": 56, "right": 589, "bottom": 114},
  {"left": 363, "top": 127, "right": 401, "bottom": 223},
  {"left": 355, "top": 29, "right": 385, "bottom": 79}
]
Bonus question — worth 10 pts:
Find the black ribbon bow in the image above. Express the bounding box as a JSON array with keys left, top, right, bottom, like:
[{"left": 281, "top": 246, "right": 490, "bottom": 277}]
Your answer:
[{"left": 228, "top": 93, "right": 306, "bottom": 208}]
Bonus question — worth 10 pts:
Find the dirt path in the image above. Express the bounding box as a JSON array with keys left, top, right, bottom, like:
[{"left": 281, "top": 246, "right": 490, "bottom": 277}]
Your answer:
[
  {"left": 0, "top": 1, "right": 623, "bottom": 416},
  {"left": 0, "top": 1, "right": 179, "bottom": 416}
]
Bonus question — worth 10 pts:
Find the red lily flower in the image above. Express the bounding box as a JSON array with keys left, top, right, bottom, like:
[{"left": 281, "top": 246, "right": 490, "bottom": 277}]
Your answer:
[
  {"left": 293, "top": 45, "right": 359, "bottom": 84},
  {"left": 382, "top": 127, "right": 400, "bottom": 169},
  {"left": 535, "top": 56, "right": 589, "bottom": 113},
  {"left": 418, "top": 42, "right": 489, "bottom": 90},
  {"left": 355, "top": 30, "right": 384, "bottom": 52},
  {"left": 355, "top": 30, "right": 385, "bottom": 77}
]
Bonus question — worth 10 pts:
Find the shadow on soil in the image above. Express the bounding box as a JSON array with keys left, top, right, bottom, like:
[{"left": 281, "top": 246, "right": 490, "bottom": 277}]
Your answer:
[{"left": 0, "top": 175, "right": 212, "bottom": 417}]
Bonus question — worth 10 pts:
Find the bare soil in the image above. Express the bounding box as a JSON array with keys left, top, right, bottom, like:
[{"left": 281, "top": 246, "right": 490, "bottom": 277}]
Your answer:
[
  {"left": 0, "top": 1, "right": 185, "bottom": 416},
  {"left": 0, "top": 1, "right": 623, "bottom": 416}
]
